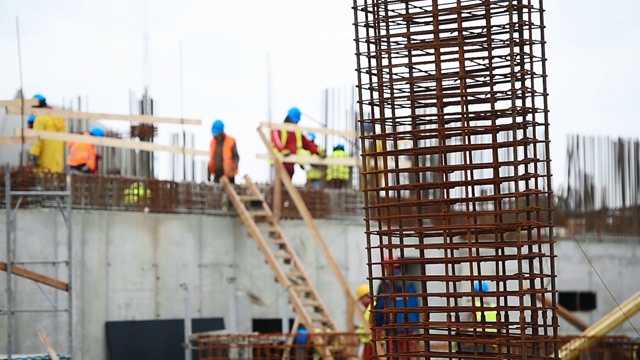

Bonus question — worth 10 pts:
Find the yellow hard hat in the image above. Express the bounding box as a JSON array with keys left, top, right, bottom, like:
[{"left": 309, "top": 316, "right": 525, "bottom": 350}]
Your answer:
[{"left": 356, "top": 283, "right": 369, "bottom": 299}]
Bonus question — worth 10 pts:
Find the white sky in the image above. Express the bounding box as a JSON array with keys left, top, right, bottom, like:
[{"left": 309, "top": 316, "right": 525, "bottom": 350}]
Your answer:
[{"left": 1, "top": 0, "right": 639, "bottom": 188}]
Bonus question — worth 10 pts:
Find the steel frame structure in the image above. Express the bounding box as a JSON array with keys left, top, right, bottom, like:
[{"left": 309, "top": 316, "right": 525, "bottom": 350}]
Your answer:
[
  {"left": 353, "top": 0, "right": 558, "bottom": 358},
  {"left": 3, "top": 164, "right": 73, "bottom": 359}
]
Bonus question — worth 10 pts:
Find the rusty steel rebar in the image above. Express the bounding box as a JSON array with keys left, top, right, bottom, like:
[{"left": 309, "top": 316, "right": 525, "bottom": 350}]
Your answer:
[{"left": 353, "top": 0, "right": 558, "bottom": 359}]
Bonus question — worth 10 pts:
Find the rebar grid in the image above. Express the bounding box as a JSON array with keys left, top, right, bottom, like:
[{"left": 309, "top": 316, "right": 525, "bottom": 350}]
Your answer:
[
  {"left": 197, "top": 333, "right": 360, "bottom": 360},
  {"left": 353, "top": 0, "right": 558, "bottom": 359}
]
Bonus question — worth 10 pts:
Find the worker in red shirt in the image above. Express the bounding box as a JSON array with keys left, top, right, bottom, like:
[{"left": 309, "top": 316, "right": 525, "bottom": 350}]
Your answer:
[{"left": 270, "top": 107, "right": 325, "bottom": 178}]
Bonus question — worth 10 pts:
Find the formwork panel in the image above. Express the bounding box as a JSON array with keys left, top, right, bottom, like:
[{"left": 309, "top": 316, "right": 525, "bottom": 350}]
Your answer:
[{"left": 353, "top": 0, "right": 558, "bottom": 359}]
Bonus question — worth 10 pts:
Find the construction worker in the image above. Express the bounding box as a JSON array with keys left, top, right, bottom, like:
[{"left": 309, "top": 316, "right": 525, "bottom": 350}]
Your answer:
[
  {"left": 355, "top": 283, "right": 374, "bottom": 360},
  {"left": 270, "top": 107, "right": 325, "bottom": 178},
  {"left": 207, "top": 119, "right": 239, "bottom": 183},
  {"left": 326, "top": 144, "right": 349, "bottom": 189},
  {"left": 124, "top": 182, "right": 152, "bottom": 206},
  {"left": 458, "top": 280, "right": 498, "bottom": 356},
  {"left": 304, "top": 133, "right": 325, "bottom": 190},
  {"left": 67, "top": 127, "right": 104, "bottom": 174},
  {"left": 374, "top": 254, "right": 419, "bottom": 358},
  {"left": 28, "top": 94, "right": 67, "bottom": 172}
]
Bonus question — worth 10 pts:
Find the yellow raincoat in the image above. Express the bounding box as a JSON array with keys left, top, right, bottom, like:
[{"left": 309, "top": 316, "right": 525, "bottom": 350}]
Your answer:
[{"left": 29, "top": 115, "right": 67, "bottom": 172}]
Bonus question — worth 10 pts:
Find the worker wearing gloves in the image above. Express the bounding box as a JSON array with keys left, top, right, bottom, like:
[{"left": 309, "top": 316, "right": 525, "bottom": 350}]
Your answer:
[
  {"left": 207, "top": 119, "right": 239, "bottom": 183},
  {"left": 326, "top": 144, "right": 350, "bottom": 189},
  {"left": 270, "top": 107, "right": 325, "bottom": 178},
  {"left": 67, "top": 127, "right": 104, "bottom": 174},
  {"left": 28, "top": 94, "right": 67, "bottom": 172}
]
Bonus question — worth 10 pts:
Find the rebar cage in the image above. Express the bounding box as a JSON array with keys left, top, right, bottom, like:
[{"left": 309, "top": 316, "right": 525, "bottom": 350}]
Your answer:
[{"left": 353, "top": 0, "right": 558, "bottom": 358}]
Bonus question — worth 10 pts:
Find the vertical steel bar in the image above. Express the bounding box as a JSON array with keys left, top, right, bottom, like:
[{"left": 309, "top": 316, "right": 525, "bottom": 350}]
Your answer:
[{"left": 5, "top": 164, "right": 14, "bottom": 359}]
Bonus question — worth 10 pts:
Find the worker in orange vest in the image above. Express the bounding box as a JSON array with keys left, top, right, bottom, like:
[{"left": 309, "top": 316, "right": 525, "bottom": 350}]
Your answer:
[
  {"left": 67, "top": 127, "right": 104, "bottom": 174},
  {"left": 208, "top": 119, "right": 239, "bottom": 183}
]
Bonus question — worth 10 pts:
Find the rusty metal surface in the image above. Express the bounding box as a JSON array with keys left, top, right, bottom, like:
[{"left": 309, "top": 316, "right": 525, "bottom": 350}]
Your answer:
[
  {"left": 197, "top": 332, "right": 360, "bottom": 360},
  {"left": 353, "top": 0, "right": 558, "bottom": 359}
]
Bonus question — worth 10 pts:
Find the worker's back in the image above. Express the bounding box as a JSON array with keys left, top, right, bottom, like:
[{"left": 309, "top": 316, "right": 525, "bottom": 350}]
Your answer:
[{"left": 29, "top": 115, "right": 67, "bottom": 172}]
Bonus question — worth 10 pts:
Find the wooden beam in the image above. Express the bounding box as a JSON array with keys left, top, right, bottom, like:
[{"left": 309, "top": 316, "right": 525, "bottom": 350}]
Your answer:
[
  {"left": 0, "top": 99, "right": 39, "bottom": 107},
  {"left": 14, "top": 129, "right": 209, "bottom": 156},
  {"left": 6, "top": 106, "right": 202, "bottom": 125},
  {"left": 37, "top": 331, "right": 60, "bottom": 360},
  {"left": 0, "top": 136, "right": 39, "bottom": 145},
  {"left": 260, "top": 122, "right": 357, "bottom": 138},
  {"left": 535, "top": 293, "right": 589, "bottom": 331},
  {"left": 0, "top": 262, "right": 69, "bottom": 292},
  {"left": 256, "top": 153, "right": 358, "bottom": 167}
]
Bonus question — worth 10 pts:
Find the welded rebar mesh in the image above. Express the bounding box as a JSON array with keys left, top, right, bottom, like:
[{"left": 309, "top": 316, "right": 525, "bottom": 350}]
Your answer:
[
  {"left": 353, "top": 0, "right": 558, "bottom": 359},
  {"left": 197, "top": 333, "right": 360, "bottom": 360}
]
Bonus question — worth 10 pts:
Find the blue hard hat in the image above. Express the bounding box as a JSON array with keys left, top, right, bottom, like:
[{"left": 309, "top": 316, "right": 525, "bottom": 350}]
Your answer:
[
  {"left": 211, "top": 119, "right": 224, "bottom": 136},
  {"left": 27, "top": 115, "right": 36, "bottom": 124},
  {"left": 307, "top": 133, "right": 316, "bottom": 141},
  {"left": 287, "top": 107, "right": 301, "bottom": 123},
  {"left": 363, "top": 123, "right": 373, "bottom": 133},
  {"left": 473, "top": 281, "right": 490, "bottom": 293},
  {"left": 294, "top": 328, "right": 309, "bottom": 345},
  {"left": 33, "top": 94, "right": 46, "bottom": 102},
  {"left": 89, "top": 127, "right": 105, "bottom": 137},
  {"left": 333, "top": 143, "right": 345, "bottom": 151}
]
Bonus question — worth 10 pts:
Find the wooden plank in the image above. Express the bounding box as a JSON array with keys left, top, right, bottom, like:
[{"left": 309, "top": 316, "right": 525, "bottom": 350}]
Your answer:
[
  {"left": 14, "top": 129, "right": 209, "bottom": 156},
  {"left": 0, "top": 99, "right": 39, "bottom": 107},
  {"left": 0, "top": 262, "right": 68, "bottom": 291},
  {"left": 260, "top": 122, "right": 357, "bottom": 138},
  {"left": 256, "top": 153, "right": 358, "bottom": 167},
  {"left": 37, "top": 331, "right": 60, "bottom": 360},
  {"left": 256, "top": 129, "right": 369, "bottom": 334},
  {"left": 6, "top": 106, "right": 202, "bottom": 125},
  {"left": 0, "top": 136, "right": 39, "bottom": 145},
  {"left": 535, "top": 293, "right": 589, "bottom": 331}
]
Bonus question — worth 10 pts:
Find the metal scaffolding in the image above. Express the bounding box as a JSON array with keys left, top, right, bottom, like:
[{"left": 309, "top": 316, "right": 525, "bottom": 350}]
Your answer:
[
  {"left": 353, "top": 0, "right": 559, "bottom": 358},
  {"left": 3, "top": 164, "right": 73, "bottom": 359}
]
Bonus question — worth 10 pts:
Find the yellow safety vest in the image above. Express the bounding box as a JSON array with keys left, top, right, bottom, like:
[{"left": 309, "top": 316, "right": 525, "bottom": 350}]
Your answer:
[
  {"left": 475, "top": 299, "right": 497, "bottom": 332},
  {"left": 326, "top": 149, "right": 349, "bottom": 181},
  {"left": 271, "top": 130, "right": 303, "bottom": 165},
  {"left": 124, "top": 182, "right": 152, "bottom": 205},
  {"left": 356, "top": 303, "right": 373, "bottom": 343}
]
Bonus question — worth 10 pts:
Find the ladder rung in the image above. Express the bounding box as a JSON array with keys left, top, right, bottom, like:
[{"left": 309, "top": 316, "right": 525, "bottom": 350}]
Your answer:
[
  {"left": 285, "top": 271, "right": 303, "bottom": 279},
  {"left": 293, "top": 285, "right": 312, "bottom": 292},
  {"left": 238, "top": 195, "right": 262, "bottom": 201},
  {"left": 248, "top": 210, "right": 269, "bottom": 217},
  {"left": 274, "top": 253, "right": 292, "bottom": 259},
  {"left": 310, "top": 317, "right": 332, "bottom": 325},
  {"left": 301, "top": 299, "right": 320, "bottom": 307}
]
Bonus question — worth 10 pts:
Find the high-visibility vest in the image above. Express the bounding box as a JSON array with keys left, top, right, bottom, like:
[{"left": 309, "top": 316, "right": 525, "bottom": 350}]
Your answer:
[
  {"left": 326, "top": 149, "right": 349, "bottom": 181},
  {"left": 209, "top": 135, "right": 238, "bottom": 177},
  {"left": 271, "top": 130, "right": 303, "bottom": 165},
  {"left": 124, "top": 182, "right": 152, "bottom": 205},
  {"left": 475, "top": 299, "right": 497, "bottom": 332},
  {"left": 67, "top": 132, "right": 97, "bottom": 171},
  {"left": 356, "top": 302, "right": 373, "bottom": 343}
]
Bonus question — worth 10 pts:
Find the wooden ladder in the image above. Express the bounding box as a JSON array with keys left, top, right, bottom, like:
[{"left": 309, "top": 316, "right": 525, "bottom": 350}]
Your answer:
[{"left": 220, "top": 175, "right": 336, "bottom": 359}]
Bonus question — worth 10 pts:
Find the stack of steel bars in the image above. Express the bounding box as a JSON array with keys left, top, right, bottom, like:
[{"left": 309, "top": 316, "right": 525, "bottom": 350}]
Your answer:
[{"left": 353, "top": 0, "right": 558, "bottom": 358}]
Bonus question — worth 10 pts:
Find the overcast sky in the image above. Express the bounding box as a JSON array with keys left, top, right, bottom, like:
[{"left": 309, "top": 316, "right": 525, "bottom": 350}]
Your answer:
[{"left": 1, "top": 0, "right": 639, "bottom": 188}]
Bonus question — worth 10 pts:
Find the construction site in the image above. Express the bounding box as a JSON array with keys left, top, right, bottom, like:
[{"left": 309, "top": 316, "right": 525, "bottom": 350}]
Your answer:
[{"left": 1, "top": 1, "right": 640, "bottom": 359}]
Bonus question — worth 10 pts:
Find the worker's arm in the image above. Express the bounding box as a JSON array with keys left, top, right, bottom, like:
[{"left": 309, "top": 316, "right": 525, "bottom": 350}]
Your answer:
[
  {"left": 231, "top": 141, "right": 239, "bottom": 173},
  {"left": 28, "top": 117, "right": 46, "bottom": 158},
  {"left": 301, "top": 135, "right": 318, "bottom": 155},
  {"left": 270, "top": 129, "right": 285, "bottom": 152}
]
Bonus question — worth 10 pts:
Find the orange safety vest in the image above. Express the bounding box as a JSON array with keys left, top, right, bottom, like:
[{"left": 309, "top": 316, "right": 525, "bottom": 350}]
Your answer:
[
  {"left": 67, "top": 132, "right": 98, "bottom": 171},
  {"left": 209, "top": 135, "right": 238, "bottom": 177}
]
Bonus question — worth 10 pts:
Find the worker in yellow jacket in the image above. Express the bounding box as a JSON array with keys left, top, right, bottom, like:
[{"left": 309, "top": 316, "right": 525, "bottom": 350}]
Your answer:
[
  {"left": 355, "top": 283, "right": 374, "bottom": 360},
  {"left": 28, "top": 94, "right": 67, "bottom": 172},
  {"left": 326, "top": 144, "right": 349, "bottom": 189}
]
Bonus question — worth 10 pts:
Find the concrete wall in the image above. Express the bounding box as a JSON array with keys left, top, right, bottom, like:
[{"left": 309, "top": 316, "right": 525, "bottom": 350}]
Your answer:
[
  {"left": 0, "top": 209, "right": 638, "bottom": 359},
  {"left": 0, "top": 209, "right": 368, "bottom": 359}
]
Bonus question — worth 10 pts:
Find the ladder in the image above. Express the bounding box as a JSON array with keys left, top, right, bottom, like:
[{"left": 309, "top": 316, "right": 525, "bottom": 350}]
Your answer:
[{"left": 220, "top": 175, "right": 336, "bottom": 359}]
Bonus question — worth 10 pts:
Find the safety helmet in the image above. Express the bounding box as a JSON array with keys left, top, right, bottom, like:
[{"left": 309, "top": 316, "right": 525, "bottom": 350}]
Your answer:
[
  {"left": 89, "top": 127, "right": 105, "bottom": 137},
  {"left": 473, "top": 280, "right": 490, "bottom": 293},
  {"left": 356, "top": 283, "right": 369, "bottom": 299},
  {"left": 383, "top": 254, "right": 400, "bottom": 269},
  {"left": 33, "top": 94, "right": 46, "bottom": 102},
  {"left": 363, "top": 123, "right": 373, "bottom": 134},
  {"left": 287, "top": 107, "right": 301, "bottom": 123},
  {"left": 307, "top": 133, "right": 316, "bottom": 142},
  {"left": 211, "top": 119, "right": 224, "bottom": 136},
  {"left": 333, "top": 143, "right": 345, "bottom": 151},
  {"left": 27, "top": 115, "right": 36, "bottom": 124}
]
